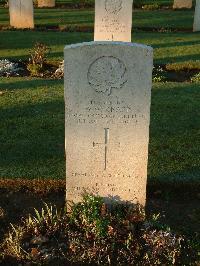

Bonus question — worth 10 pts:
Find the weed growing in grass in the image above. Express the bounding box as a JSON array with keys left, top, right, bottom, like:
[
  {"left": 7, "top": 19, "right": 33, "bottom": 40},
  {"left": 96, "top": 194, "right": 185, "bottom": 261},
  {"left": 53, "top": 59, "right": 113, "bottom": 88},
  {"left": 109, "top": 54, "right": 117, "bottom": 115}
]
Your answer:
[
  {"left": 191, "top": 72, "right": 200, "bottom": 83},
  {"left": 153, "top": 66, "right": 166, "bottom": 83}
]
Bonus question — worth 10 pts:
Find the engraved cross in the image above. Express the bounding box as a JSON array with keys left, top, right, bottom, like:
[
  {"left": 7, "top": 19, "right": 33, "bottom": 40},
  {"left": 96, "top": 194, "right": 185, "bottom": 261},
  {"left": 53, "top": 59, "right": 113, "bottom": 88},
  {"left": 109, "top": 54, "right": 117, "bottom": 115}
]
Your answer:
[{"left": 93, "top": 128, "right": 120, "bottom": 170}]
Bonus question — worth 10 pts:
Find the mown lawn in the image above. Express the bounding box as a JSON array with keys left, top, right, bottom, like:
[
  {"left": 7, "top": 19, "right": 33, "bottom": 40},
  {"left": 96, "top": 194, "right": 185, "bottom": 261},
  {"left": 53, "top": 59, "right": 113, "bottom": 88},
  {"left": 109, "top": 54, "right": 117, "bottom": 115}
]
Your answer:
[
  {"left": 0, "top": 7, "right": 195, "bottom": 29},
  {"left": 0, "top": 78, "right": 199, "bottom": 184},
  {"left": 0, "top": 5, "right": 199, "bottom": 184},
  {"left": 0, "top": 78, "right": 65, "bottom": 179},
  {"left": 55, "top": 0, "right": 173, "bottom": 5},
  {"left": 0, "top": 31, "right": 200, "bottom": 64}
]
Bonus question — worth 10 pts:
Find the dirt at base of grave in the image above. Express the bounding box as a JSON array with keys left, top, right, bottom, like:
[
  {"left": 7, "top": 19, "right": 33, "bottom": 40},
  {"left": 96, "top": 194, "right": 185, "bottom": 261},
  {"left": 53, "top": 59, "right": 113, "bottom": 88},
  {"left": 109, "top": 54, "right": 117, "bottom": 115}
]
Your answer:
[{"left": 0, "top": 184, "right": 199, "bottom": 244}]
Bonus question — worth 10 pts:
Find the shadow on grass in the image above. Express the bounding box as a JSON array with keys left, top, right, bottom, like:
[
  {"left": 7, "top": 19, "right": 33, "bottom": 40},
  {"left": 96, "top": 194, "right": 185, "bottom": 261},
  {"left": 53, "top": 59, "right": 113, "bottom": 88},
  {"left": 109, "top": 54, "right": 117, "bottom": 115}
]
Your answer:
[
  {"left": 0, "top": 81, "right": 199, "bottom": 182},
  {"left": 0, "top": 78, "right": 63, "bottom": 91},
  {"left": 0, "top": 77, "right": 64, "bottom": 179},
  {"left": 161, "top": 53, "right": 200, "bottom": 63},
  {"left": 0, "top": 98, "right": 65, "bottom": 179},
  {"left": 152, "top": 39, "right": 200, "bottom": 49},
  {"left": 148, "top": 167, "right": 200, "bottom": 191}
]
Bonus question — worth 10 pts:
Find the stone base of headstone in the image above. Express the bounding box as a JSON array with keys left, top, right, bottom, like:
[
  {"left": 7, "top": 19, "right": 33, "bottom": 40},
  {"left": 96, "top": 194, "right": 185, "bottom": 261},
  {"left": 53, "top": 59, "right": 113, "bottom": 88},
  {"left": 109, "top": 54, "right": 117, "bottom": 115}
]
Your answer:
[
  {"left": 9, "top": 0, "right": 34, "bottom": 29},
  {"left": 173, "top": 0, "right": 193, "bottom": 9},
  {"left": 38, "top": 0, "right": 55, "bottom": 7},
  {"left": 64, "top": 41, "right": 153, "bottom": 207},
  {"left": 193, "top": 0, "right": 200, "bottom": 31}
]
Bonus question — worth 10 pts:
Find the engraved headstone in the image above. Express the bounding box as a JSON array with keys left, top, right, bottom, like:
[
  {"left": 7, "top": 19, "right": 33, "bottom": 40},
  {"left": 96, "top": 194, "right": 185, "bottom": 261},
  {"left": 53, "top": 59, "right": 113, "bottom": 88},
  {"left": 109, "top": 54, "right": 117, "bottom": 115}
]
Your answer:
[
  {"left": 94, "top": 0, "right": 133, "bottom": 42},
  {"left": 9, "top": 0, "right": 34, "bottom": 29},
  {"left": 65, "top": 42, "right": 153, "bottom": 206},
  {"left": 173, "top": 0, "right": 192, "bottom": 9},
  {"left": 38, "top": 0, "right": 55, "bottom": 7},
  {"left": 193, "top": 0, "right": 200, "bottom": 32}
]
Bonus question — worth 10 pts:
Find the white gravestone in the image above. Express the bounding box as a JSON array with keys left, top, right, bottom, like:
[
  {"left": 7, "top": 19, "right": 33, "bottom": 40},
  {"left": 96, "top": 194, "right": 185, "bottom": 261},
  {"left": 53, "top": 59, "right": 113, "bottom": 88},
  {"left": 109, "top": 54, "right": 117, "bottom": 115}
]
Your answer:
[
  {"left": 173, "top": 0, "right": 192, "bottom": 9},
  {"left": 94, "top": 0, "right": 133, "bottom": 42},
  {"left": 9, "top": 0, "right": 34, "bottom": 29},
  {"left": 65, "top": 42, "right": 153, "bottom": 206},
  {"left": 193, "top": 0, "right": 200, "bottom": 32},
  {"left": 38, "top": 0, "right": 55, "bottom": 7}
]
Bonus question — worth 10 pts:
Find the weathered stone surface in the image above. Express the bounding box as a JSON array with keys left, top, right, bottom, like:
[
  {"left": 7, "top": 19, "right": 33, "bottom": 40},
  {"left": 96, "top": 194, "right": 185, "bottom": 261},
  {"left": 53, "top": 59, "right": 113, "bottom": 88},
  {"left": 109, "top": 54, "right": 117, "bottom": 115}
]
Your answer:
[
  {"left": 173, "top": 0, "right": 192, "bottom": 9},
  {"left": 38, "top": 0, "right": 55, "bottom": 7},
  {"left": 9, "top": 0, "right": 34, "bottom": 29},
  {"left": 94, "top": 0, "right": 133, "bottom": 42},
  {"left": 193, "top": 0, "right": 200, "bottom": 31},
  {"left": 64, "top": 42, "right": 153, "bottom": 206}
]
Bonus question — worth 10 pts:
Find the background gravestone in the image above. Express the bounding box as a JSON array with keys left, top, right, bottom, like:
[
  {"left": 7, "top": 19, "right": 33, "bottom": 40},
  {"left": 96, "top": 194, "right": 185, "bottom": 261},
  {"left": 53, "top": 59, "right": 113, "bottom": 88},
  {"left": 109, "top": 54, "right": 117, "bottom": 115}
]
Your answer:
[
  {"left": 64, "top": 42, "right": 153, "bottom": 206},
  {"left": 173, "top": 0, "right": 193, "bottom": 9},
  {"left": 9, "top": 0, "right": 34, "bottom": 29},
  {"left": 38, "top": 0, "right": 55, "bottom": 7},
  {"left": 94, "top": 0, "right": 133, "bottom": 42},
  {"left": 193, "top": 0, "right": 200, "bottom": 31}
]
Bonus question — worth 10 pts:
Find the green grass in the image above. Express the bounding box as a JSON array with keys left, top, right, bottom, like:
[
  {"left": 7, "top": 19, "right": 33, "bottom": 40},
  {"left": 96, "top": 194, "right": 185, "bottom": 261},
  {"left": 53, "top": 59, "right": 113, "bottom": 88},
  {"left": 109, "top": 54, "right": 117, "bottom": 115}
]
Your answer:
[
  {"left": 0, "top": 31, "right": 200, "bottom": 64},
  {"left": 149, "top": 82, "right": 200, "bottom": 184},
  {"left": 0, "top": 6, "right": 199, "bottom": 183},
  {"left": 55, "top": 0, "right": 173, "bottom": 5},
  {"left": 0, "top": 78, "right": 199, "bottom": 183},
  {"left": 0, "top": 6, "right": 199, "bottom": 65},
  {"left": 0, "top": 0, "right": 176, "bottom": 8},
  {"left": 0, "top": 8, "right": 195, "bottom": 29},
  {"left": 0, "top": 78, "right": 65, "bottom": 179}
]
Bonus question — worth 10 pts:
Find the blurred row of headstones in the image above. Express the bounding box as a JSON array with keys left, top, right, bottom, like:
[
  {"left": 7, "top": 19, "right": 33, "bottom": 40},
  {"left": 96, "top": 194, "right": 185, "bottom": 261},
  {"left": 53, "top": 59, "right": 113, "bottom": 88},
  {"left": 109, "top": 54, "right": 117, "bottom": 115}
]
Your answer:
[{"left": 8, "top": 0, "right": 200, "bottom": 32}]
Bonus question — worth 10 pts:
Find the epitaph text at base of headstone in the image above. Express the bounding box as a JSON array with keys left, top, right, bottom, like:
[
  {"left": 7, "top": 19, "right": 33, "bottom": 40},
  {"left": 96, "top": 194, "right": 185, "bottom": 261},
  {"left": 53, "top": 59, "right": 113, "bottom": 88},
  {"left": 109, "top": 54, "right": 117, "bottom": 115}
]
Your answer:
[
  {"left": 38, "top": 0, "right": 55, "bottom": 7},
  {"left": 94, "top": 0, "right": 133, "bottom": 42},
  {"left": 64, "top": 42, "right": 153, "bottom": 206},
  {"left": 173, "top": 0, "right": 192, "bottom": 9},
  {"left": 193, "top": 0, "right": 200, "bottom": 31},
  {"left": 9, "top": 0, "right": 34, "bottom": 29}
]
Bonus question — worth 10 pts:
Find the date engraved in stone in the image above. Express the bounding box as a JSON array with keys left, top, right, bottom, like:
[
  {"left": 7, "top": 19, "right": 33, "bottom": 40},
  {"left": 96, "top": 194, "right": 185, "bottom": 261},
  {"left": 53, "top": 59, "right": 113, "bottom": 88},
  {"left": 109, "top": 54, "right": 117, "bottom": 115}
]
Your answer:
[
  {"left": 87, "top": 56, "right": 127, "bottom": 95},
  {"left": 105, "top": 0, "right": 123, "bottom": 14}
]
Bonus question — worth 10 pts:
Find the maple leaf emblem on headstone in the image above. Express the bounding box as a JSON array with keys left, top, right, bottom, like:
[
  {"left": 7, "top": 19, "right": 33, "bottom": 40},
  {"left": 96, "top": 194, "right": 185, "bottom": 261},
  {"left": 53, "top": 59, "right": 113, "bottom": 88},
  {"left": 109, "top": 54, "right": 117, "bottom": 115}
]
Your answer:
[
  {"left": 105, "top": 0, "right": 123, "bottom": 14},
  {"left": 87, "top": 56, "right": 127, "bottom": 95}
]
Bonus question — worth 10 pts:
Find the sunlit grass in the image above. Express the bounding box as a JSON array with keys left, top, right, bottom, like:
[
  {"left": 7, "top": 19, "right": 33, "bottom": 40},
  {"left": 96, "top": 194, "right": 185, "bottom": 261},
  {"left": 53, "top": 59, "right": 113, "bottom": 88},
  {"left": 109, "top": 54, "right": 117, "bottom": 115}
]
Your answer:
[
  {"left": 0, "top": 78, "right": 199, "bottom": 183},
  {"left": 0, "top": 31, "right": 200, "bottom": 64},
  {"left": 0, "top": 7, "right": 194, "bottom": 29}
]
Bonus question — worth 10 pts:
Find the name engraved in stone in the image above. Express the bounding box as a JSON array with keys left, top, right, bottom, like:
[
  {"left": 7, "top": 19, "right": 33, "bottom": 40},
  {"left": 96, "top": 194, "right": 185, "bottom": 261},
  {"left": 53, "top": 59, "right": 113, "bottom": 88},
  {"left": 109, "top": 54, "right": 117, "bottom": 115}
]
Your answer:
[
  {"left": 88, "top": 56, "right": 127, "bottom": 95},
  {"left": 67, "top": 98, "right": 147, "bottom": 125}
]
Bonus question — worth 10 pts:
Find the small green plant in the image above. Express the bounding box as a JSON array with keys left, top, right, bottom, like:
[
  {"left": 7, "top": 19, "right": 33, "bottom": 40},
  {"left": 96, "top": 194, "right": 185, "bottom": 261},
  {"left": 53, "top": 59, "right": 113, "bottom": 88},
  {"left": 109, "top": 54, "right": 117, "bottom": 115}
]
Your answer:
[
  {"left": 153, "top": 65, "right": 166, "bottom": 83},
  {"left": 70, "top": 193, "right": 110, "bottom": 237},
  {"left": 191, "top": 72, "right": 200, "bottom": 83},
  {"left": 3, "top": 203, "right": 66, "bottom": 261},
  {"left": 27, "top": 64, "right": 42, "bottom": 77},
  {"left": 27, "top": 42, "right": 50, "bottom": 77}
]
